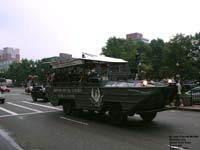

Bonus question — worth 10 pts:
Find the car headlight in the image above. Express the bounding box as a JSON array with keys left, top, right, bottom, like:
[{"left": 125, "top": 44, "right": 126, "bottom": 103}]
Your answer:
[
  {"left": 141, "top": 80, "right": 148, "bottom": 86},
  {"left": 167, "top": 79, "right": 172, "bottom": 84}
]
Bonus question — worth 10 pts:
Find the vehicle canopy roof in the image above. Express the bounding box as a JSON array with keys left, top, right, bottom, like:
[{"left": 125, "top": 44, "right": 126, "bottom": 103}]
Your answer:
[{"left": 52, "top": 54, "right": 128, "bottom": 69}]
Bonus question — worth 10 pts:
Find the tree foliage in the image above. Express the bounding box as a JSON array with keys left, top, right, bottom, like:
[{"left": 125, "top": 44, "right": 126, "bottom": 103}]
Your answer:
[
  {"left": 4, "top": 59, "right": 50, "bottom": 85},
  {"left": 102, "top": 37, "right": 150, "bottom": 73},
  {"left": 1, "top": 33, "right": 199, "bottom": 83},
  {"left": 101, "top": 33, "right": 200, "bottom": 80}
]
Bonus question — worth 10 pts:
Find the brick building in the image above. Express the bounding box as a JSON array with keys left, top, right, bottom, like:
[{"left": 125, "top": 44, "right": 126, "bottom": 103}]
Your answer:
[
  {"left": 0, "top": 47, "right": 20, "bottom": 71},
  {"left": 126, "top": 32, "right": 149, "bottom": 43}
]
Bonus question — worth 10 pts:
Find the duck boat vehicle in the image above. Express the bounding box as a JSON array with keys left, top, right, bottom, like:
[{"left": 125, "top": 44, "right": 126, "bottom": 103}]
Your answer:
[{"left": 46, "top": 54, "right": 176, "bottom": 123}]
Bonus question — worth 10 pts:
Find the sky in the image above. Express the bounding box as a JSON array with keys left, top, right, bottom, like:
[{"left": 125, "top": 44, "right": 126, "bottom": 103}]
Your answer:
[{"left": 0, "top": 0, "right": 200, "bottom": 60}]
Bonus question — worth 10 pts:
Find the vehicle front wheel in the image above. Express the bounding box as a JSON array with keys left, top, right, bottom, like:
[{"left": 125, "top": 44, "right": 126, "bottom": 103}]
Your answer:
[
  {"left": 109, "top": 103, "right": 127, "bottom": 125},
  {"left": 0, "top": 98, "right": 5, "bottom": 104},
  {"left": 139, "top": 112, "right": 157, "bottom": 122}
]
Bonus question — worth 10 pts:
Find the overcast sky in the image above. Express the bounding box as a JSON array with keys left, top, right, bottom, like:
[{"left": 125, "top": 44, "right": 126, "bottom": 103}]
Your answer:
[{"left": 0, "top": 0, "right": 200, "bottom": 60}]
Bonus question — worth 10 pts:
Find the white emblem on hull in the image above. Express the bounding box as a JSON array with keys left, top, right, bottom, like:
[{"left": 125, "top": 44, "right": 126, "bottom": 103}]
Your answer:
[{"left": 90, "top": 88, "right": 104, "bottom": 107}]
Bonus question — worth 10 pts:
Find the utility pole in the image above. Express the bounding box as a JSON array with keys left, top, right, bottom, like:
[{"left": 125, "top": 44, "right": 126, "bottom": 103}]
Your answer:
[{"left": 135, "top": 48, "right": 142, "bottom": 80}]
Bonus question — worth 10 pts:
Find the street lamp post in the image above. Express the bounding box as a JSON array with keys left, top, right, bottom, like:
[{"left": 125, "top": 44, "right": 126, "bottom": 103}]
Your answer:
[
  {"left": 137, "top": 62, "right": 142, "bottom": 80},
  {"left": 135, "top": 48, "right": 142, "bottom": 80},
  {"left": 29, "top": 64, "right": 37, "bottom": 86},
  {"left": 30, "top": 64, "right": 37, "bottom": 75},
  {"left": 175, "top": 62, "right": 180, "bottom": 79}
]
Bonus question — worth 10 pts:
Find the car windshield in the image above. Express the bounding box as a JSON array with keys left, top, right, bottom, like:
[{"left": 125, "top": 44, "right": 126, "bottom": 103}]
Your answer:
[
  {"left": 192, "top": 86, "right": 200, "bottom": 90},
  {"left": 186, "top": 86, "right": 200, "bottom": 94}
]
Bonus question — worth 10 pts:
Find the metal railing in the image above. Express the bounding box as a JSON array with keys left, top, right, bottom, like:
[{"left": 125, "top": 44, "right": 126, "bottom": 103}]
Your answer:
[{"left": 191, "top": 89, "right": 200, "bottom": 105}]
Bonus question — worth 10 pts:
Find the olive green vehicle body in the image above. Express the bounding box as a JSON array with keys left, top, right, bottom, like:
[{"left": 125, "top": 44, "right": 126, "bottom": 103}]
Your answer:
[{"left": 46, "top": 55, "right": 176, "bottom": 122}]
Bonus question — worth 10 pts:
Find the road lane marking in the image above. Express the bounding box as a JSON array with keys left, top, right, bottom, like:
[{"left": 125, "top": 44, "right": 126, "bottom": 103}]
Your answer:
[
  {"left": 0, "top": 110, "right": 61, "bottom": 118},
  {"left": 6, "top": 102, "right": 42, "bottom": 113},
  {"left": 21, "top": 101, "right": 62, "bottom": 110},
  {"left": 3, "top": 93, "right": 21, "bottom": 96},
  {"left": 168, "top": 145, "right": 188, "bottom": 150},
  {"left": 0, "top": 107, "right": 18, "bottom": 115},
  {"left": 60, "top": 117, "right": 89, "bottom": 126},
  {"left": 0, "top": 128, "right": 24, "bottom": 150}
]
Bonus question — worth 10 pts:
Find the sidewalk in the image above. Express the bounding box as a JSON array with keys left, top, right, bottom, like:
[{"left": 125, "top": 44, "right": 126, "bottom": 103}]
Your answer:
[
  {"left": 0, "top": 129, "right": 23, "bottom": 150},
  {"left": 177, "top": 105, "right": 200, "bottom": 112}
]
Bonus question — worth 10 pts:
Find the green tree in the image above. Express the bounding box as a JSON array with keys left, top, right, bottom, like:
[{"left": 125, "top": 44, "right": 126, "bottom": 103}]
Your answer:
[
  {"left": 101, "top": 33, "right": 199, "bottom": 81},
  {"left": 102, "top": 37, "right": 149, "bottom": 75},
  {"left": 141, "top": 39, "right": 165, "bottom": 79},
  {"left": 5, "top": 59, "right": 33, "bottom": 85},
  {"left": 163, "top": 34, "right": 195, "bottom": 79}
]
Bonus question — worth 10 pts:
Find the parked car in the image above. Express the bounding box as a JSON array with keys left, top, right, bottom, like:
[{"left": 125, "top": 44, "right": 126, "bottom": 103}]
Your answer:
[
  {"left": 185, "top": 86, "right": 200, "bottom": 104},
  {"left": 0, "top": 92, "right": 5, "bottom": 104},
  {"left": 25, "top": 86, "right": 33, "bottom": 94},
  {"left": 31, "top": 85, "right": 48, "bottom": 102},
  {"left": 0, "top": 86, "right": 10, "bottom": 93},
  {"left": 186, "top": 86, "right": 200, "bottom": 95}
]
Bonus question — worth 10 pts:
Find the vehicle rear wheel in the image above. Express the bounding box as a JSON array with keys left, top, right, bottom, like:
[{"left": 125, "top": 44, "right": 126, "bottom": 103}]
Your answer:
[
  {"left": 0, "top": 98, "right": 5, "bottom": 104},
  {"left": 33, "top": 97, "right": 37, "bottom": 102},
  {"left": 109, "top": 103, "right": 127, "bottom": 125},
  {"left": 63, "top": 103, "right": 73, "bottom": 115},
  {"left": 139, "top": 112, "right": 157, "bottom": 122},
  {"left": 43, "top": 98, "right": 49, "bottom": 102}
]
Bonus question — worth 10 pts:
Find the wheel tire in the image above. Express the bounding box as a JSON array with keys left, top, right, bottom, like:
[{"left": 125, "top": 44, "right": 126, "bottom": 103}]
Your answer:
[
  {"left": 109, "top": 103, "right": 127, "bottom": 125},
  {"left": 63, "top": 103, "right": 73, "bottom": 115},
  {"left": 88, "top": 110, "right": 94, "bottom": 114},
  {"left": 139, "top": 112, "right": 157, "bottom": 122},
  {"left": 33, "top": 97, "right": 37, "bottom": 102},
  {"left": 0, "top": 99, "right": 4, "bottom": 104},
  {"left": 43, "top": 98, "right": 49, "bottom": 102},
  {"left": 72, "top": 109, "right": 83, "bottom": 117}
]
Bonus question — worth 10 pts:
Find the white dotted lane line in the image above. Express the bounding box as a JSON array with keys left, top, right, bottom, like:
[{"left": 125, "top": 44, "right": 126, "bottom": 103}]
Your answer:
[{"left": 60, "top": 117, "right": 89, "bottom": 126}]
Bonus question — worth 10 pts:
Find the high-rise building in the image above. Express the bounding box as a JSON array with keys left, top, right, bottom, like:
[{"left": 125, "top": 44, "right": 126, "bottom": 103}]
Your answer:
[
  {"left": 126, "top": 32, "right": 149, "bottom": 43},
  {"left": 0, "top": 47, "right": 20, "bottom": 71}
]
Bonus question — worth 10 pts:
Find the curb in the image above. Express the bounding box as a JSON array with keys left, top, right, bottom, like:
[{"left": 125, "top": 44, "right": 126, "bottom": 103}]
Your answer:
[
  {"left": 0, "top": 129, "right": 24, "bottom": 150},
  {"left": 176, "top": 107, "right": 200, "bottom": 112}
]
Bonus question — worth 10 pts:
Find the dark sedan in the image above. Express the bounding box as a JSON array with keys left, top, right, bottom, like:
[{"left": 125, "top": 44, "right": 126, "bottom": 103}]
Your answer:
[{"left": 31, "top": 85, "right": 48, "bottom": 102}]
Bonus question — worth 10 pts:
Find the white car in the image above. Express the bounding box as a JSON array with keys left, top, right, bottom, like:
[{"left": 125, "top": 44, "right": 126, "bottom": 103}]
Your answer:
[
  {"left": 186, "top": 86, "right": 200, "bottom": 95},
  {"left": 0, "top": 92, "right": 5, "bottom": 104},
  {"left": 185, "top": 86, "right": 200, "bottom": 103}
]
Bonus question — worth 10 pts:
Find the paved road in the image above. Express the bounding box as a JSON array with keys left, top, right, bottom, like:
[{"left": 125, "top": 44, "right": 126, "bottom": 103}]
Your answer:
[{"left": 0, "top": 88, "right": 199, "bottom": 150}]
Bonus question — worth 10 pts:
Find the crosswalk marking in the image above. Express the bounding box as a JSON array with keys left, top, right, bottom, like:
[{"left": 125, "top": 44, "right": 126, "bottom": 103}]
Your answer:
[
  {"left": 21, "top": 101, "right": 62, "bottom": 110},
  {"left": 0, "top": 107, "right": 18, "bottom": 115},
  {"left": 0, "top": 101, "right": 62, "bottom": 118},
  {"left": 0, "top": 110, "right": 60, "bottom": 118},
  {"left": 6, "top": 102, "right": 42, "bottom": 113}
]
